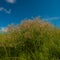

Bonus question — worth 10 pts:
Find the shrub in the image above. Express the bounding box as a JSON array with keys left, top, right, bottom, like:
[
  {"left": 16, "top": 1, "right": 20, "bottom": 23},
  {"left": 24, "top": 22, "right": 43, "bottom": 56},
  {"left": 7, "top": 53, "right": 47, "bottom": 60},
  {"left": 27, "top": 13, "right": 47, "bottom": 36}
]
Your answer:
[{"left": 0, "top": 17, "right": 60, "bottom": 60}]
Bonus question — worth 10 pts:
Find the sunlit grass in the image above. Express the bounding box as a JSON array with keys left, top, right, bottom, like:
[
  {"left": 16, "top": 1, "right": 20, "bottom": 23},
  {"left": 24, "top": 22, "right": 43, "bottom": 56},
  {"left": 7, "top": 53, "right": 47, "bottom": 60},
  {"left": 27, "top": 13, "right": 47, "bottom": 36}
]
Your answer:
[{"left": 0, "top": 17, "right": 60, "bottom": 60}]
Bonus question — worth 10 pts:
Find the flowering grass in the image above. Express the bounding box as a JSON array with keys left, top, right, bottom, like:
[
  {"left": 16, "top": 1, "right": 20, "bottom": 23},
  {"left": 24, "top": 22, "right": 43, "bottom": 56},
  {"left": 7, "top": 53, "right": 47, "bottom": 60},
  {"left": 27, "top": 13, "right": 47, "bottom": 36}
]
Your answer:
[{"left": 0, "top": 18, "right": 60, "bottom": 60}]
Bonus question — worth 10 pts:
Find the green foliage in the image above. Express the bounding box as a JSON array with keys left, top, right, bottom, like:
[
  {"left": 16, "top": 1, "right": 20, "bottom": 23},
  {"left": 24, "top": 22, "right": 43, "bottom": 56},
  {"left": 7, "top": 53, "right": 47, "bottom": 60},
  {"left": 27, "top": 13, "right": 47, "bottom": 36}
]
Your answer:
[{"left": 0, "top": 18, "right": 60, "bottom": 60}]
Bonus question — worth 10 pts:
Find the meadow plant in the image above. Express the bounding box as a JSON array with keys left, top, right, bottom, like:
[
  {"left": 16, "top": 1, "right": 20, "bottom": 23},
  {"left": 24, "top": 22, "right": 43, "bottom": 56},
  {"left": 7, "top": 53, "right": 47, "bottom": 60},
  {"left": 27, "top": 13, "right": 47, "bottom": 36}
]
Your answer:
[{"left": 0, "top": 18, "right": 60, "bottom": 60}]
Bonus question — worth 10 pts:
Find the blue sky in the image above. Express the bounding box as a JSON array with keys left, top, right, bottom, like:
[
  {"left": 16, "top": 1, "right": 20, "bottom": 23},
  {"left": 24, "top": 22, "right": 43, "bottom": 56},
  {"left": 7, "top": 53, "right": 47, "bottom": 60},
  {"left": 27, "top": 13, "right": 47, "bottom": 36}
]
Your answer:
[{"left": 0, "top": 0, "right": 60, "bottom": 29}]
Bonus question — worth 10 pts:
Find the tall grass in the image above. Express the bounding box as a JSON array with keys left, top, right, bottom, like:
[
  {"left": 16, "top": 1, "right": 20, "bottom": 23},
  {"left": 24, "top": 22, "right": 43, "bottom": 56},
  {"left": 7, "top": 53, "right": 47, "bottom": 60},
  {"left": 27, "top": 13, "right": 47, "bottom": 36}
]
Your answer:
[{"left": 0, "top": 18, "right": 60, "bottom": 60}]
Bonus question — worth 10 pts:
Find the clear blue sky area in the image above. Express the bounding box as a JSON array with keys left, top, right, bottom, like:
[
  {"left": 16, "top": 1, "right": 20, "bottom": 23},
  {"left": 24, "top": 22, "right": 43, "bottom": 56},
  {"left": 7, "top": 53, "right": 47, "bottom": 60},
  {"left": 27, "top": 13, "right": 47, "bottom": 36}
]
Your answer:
[{"left": 0, "top": 0, "right": 60, "bottom": 28}]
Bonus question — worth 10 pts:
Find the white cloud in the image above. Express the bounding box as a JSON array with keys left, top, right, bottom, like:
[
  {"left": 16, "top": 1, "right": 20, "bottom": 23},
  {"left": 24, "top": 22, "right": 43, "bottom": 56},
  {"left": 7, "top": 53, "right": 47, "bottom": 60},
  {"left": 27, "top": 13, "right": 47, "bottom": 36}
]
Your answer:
[
  {"left": 0, "top": 27, "right": 8, "bottom": 33},
  {"left": 6, "top": 0, "right": 16, "bottom": 4},
  {"left": 0, "top": 7, "right": 11, "bottom": 14}
]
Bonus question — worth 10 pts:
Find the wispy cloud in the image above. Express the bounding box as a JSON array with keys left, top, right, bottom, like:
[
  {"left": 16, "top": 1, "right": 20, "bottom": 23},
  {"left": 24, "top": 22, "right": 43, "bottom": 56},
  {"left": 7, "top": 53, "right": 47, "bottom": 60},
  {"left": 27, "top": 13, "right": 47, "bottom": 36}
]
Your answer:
[
  {"left": 0, "top": 7, "right": 4, "bottom": 11},
  {"left": 0, "top": 7, "right": 11, "bottom": 14},
  {"left": 6, "top": 0, "right": 16, "bottom": 4},
  {"left": 0, "top": 27, "right": 8, "bottom": 32},
  {"left": 4, "top": 8, "right": 11, "bottom": 14},
  {"left": 42, "top": 17, "right": 60, "bottom": 21}
]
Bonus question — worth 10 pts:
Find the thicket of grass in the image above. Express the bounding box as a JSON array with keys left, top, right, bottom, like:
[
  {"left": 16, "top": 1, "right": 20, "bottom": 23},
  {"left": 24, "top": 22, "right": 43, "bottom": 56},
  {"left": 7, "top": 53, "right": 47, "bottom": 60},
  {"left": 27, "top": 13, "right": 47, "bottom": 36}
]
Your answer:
[{"left": 0, "top": 18, "right": 60, "bottom": 60}]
